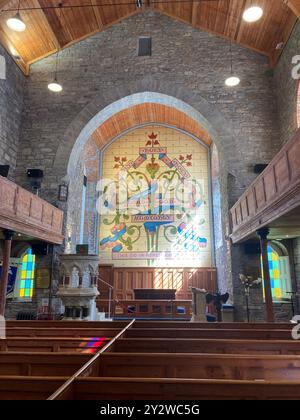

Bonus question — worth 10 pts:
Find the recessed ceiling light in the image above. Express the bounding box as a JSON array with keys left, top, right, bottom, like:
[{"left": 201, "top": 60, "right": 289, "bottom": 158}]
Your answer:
[
  {"left": 243, "top": 6, "right": 263, "bottom": 23},
  {"left": 48, "top": 79, "right": 63, "bottom": 93},
  {"left": 225, "top": 76, "right": 241, "bottom": 87},
  {"left": 6, "top": 13, "right": 26, "bottom": 32}
]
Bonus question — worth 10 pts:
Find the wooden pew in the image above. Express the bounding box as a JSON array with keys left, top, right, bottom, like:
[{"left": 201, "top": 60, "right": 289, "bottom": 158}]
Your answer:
[
  {"left": 133, "top": 321, "right": 294, "bottom": 330},
  {"left": 0, "top": 337, "right": 111, "bottom": 353},
  {"left": 0, "top": 376, "right": 67, "bottom": 400},
  {"left": 125, "top": 328, "right": 293, "bottom": 340},
  {"left": 0, "top": 352, "right": 92, "bottom": 376},
  {"left": 6, "top": 327, "right": 121, "bottom": 338},
  {"left": 113, "top": 338, "right": 300, "bottom": 355},
  {"left": 67, "top": 377, "right": 300, "bottom": 400},
  {"left": 97, "top": 352, "right": 300, "bottom": 381},
  {"left": 6, "top": 321, "right": 128, "bottom": 329}
]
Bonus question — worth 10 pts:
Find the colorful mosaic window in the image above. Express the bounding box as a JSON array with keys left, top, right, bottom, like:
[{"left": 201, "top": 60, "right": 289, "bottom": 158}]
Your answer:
[
  {"left": 261, "top": 245, "right": 283, "bottom": 301},
  {"left": 19, "top": 249, "right": 35, "bottom": 299}
]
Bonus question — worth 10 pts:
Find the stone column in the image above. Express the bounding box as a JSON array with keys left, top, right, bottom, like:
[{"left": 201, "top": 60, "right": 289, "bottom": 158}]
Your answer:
[
  {"left": 0, "top": 230, "right": 14, "bottom": 316},
  {"left": 257, "top": 228, "right": 274, "bottom": 323}
]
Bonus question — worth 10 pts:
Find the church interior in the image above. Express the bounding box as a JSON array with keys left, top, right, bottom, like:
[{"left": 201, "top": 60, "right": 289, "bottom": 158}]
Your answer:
[{"left": 0, "top": 0, "right": 300, "bottom": 401}]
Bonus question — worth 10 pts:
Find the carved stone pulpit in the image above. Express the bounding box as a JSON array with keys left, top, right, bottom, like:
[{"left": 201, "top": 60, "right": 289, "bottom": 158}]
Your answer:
[
  {"left": 57, "top": 254, "right": 100, "bottom": 321},
  {"left": 191, "top": 287, "right": 207, "bottom": 322}
]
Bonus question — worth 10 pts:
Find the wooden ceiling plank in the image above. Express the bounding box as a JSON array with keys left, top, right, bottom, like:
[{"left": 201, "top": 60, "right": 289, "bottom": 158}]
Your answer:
[
  {"left": 286, "top": 0, "right": 300, "bottom": 19},
  {"left": 0, "top": 26, "right": 29, "bottom": 74},
  {"left": 36, "top": 0, "right": 61, "bottom": 50}
]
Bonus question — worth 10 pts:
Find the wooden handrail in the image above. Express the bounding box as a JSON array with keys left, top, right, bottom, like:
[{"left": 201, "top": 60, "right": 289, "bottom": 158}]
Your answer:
[
  {"left": 47, "top": 319, "right": 135, "bottom": 400},
  {"left": 0, "top": 175, "right": 64, "bottom": 244}
]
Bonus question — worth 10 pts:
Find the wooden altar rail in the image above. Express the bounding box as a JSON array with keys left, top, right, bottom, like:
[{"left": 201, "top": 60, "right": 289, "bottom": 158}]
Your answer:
[
  {"left": 230, "top": 127, "right": 300, "bottom": 243},
  {"left": 0, "top": 175, "right": 64, "bottom": 244},
  {"left": 113, "top": 300, "right": 192, "bottom": 319}
]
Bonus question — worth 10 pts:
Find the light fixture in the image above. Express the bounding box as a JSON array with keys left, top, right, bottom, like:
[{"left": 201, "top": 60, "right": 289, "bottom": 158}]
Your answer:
[
  {"left": 243, "top": 6, "right": 263, "bottom": 23},
  {"left": 225, "top": 76, "right": 240, "bottom": 87},
  {"left": 225, "top": 41, "right": 240, "bottom": 88},
  {"left": 48, "top": 47, "right": 63, "bottom": 92},
  {"left": 6, "top": 12, "right": 26, "bottom": 32},
  {"left": 48, "top": 78, "right": 63, "bottom": 92},
  {"left": 136, "top": 0, "right": 142, "bottom": 8}
]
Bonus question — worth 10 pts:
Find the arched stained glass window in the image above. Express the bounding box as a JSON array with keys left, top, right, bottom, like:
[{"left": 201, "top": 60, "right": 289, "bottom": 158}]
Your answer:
[
  {"left": 19, "top": 249, "right": 36, "bottom": 299},
  {"left": 261, "top": 243, "right": 292, "bottom": 301}
]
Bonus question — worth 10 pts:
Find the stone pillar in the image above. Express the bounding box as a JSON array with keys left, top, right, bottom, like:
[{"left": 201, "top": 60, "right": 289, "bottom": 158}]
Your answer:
[
  {"left": 257, "top": 228, "right": 274, "bottom": 323},
  {"left": 0, "top": 230, "right": 14, "bottom": 316}
]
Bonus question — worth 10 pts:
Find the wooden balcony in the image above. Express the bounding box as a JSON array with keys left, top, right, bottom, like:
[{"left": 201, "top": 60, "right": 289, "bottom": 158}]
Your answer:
[
  {"left": 230, "top": 128, "right": 300, "bottom": 244},
  {"left": 0, "top": 176, "right": 64, "bottom": 244}
]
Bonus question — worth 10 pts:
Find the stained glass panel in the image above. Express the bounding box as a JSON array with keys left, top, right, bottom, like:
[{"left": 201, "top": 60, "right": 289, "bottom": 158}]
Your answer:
[{"left": 19, "top": 249, "right": 35, "bottom": 299}]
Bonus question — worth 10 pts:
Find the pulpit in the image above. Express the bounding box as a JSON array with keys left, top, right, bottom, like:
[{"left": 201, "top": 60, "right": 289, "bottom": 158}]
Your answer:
[{"left": 57, "top": 254, "right": 100, "bottom": 321}]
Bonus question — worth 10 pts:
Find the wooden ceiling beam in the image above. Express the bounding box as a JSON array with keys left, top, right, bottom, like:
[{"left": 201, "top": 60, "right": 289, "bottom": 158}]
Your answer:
[{"left": 286, "top": 0, "right": 300, "bottom": 19}]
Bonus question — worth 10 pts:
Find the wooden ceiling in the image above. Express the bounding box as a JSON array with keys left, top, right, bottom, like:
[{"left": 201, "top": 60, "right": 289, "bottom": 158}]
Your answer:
[
  {"left": 90, "top": 102, "right": 212, "bottom": 149},
  {"left": 0, "top": 0, "right": 299, "bottom": 74}
]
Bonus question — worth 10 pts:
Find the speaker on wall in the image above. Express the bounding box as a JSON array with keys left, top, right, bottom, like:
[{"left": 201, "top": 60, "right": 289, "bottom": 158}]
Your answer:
[
  {"left": 244, "top": 243, "right": 261, "bottom": 255},
  {"left": 27, "top": 169, "right": 44, "bottom": 178},
  {"left": 0, "top": 165, "right": 10, "bottom": 177},
  {"left": 31, "top": 243, "right": 51, "bottom": 256},
  {"left": 254, "top": 164, "right": 268, "bottom": 174}
]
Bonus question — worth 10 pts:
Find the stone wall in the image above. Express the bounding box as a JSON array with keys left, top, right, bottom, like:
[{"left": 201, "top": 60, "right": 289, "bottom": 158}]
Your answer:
[
  {"left": 0, "top": 44, "right": 25, "bottom": 180},
  {"left": 16, "top": 10, "right": 279, "bottom": 195}
]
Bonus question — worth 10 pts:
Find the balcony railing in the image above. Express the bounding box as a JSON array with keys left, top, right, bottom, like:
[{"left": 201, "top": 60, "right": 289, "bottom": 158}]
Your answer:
[
  {"left": 230, "top": 128, "right": 300, "bottom": 243},
  {"left": 0, "top": 176, "right": 64, "bottom": 244}
]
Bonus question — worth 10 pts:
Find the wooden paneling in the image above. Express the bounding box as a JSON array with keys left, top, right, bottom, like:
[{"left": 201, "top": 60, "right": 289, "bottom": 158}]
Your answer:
[
  {"left": 0, "top": 1, "right": 298, "bottom": 73},
  {"left": 230, "top": 128, "right": 300, "bottom": 243},
  {"left": 91, "top": 103, "right": 212, "bottom": 149},
  {"left": 0, "top": 175, "right": 64, "bottom": 244},
  {"left": 100, "top": 266, "right": 217, "bottom": 301}
]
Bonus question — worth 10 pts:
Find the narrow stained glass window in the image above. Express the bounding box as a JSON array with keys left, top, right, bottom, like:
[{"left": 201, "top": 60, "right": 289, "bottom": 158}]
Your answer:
[
  {"left": 261, "top": 244, "right": 291, "bottom": 301},
  {"left": 19, "top": 249, "right": 35, "bottom": 299}
]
